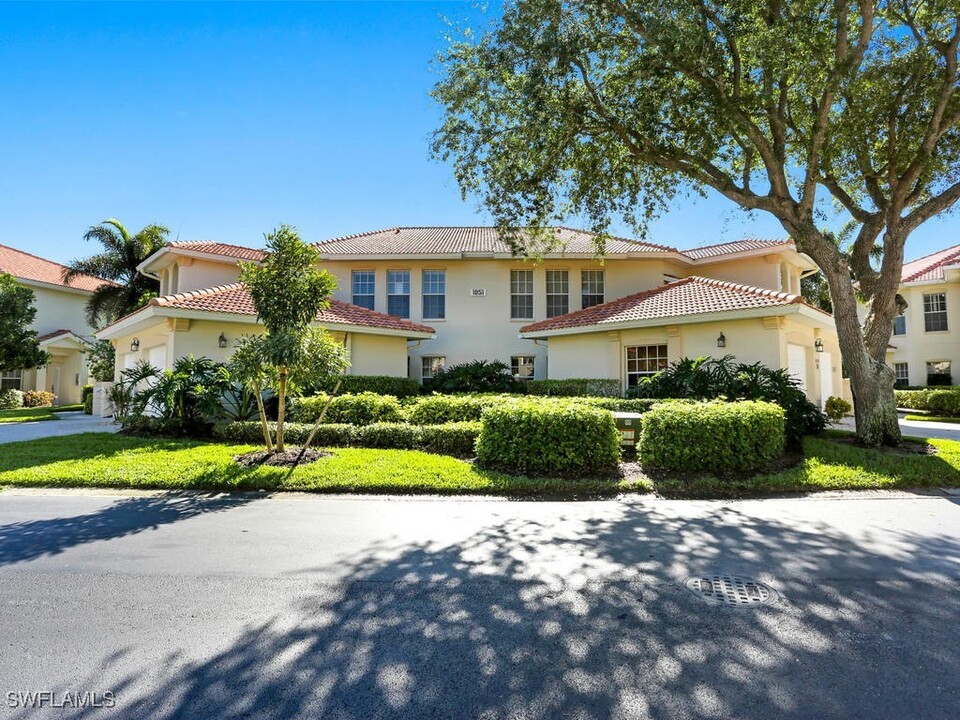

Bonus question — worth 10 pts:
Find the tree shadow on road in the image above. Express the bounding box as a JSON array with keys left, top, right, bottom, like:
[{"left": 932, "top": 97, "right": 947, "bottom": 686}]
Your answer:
[{"left": 88, "top": 499, "right": 960, "bottom": 720}]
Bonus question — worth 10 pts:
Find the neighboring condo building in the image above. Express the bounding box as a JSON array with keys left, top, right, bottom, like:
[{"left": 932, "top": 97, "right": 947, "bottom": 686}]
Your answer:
[
  {"left": 0, "top": 244, "right": 112, "bottom": 405},
  {"left": 887, "top": 243, "right": 960, "bottom": 387},
  {"left": 97, "top": 227, "right": 845, "bottom": 407}
]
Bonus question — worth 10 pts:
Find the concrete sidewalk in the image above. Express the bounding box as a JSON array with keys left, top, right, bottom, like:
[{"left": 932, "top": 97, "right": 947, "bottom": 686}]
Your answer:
[
  {"left": 0, "top": 411, "right": 117, "bottom": 443},
  {"left": 836, "top": 414, "right": 960, "bottom": 440}
]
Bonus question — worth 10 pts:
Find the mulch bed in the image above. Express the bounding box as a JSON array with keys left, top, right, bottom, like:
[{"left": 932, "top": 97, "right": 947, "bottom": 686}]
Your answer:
[{"left": 234, "top": 448, "right": 330, "bottom": 468}]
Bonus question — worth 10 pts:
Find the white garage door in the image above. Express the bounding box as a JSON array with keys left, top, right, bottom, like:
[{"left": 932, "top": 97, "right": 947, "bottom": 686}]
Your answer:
[
  {"left": 787, "top": 344, "right": 808, "bottom": 392},
  {"left": 819, "top": 352, "right": 833, "bottom": 408}
]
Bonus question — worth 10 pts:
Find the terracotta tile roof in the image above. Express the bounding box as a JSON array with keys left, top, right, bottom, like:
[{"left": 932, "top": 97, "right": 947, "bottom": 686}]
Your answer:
[
  {"left": 900, "top": 243, "right": 960, "bottom": 283},
  {"left": 681, "top": 238, "right": 790, "bottom": 260},
  {"left": 150, "top": 283, "right": 435, "bottom": 335},
  {"left": 521, "top": 276, "right": 806, "bottom": 333},
  {"left": 167, "top": 241, "right": 267, "bottom": 261},
  {"left": 314, "top": 226, "right": 677, "bottom": 256},
  {"left": 0, "top": 243, "right": 114, "bottom": 292}
]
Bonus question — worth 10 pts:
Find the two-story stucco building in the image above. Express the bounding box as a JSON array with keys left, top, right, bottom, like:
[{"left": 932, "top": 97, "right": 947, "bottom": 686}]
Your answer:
[
  {"left": 886, "top": 243, "right": 960, "bottom": 387},
  {"left": 0, "top": 244, "right": 111, "bottom": 405},
  {"left": 96, "top": 227, "right": 844, "bottom": 406}
]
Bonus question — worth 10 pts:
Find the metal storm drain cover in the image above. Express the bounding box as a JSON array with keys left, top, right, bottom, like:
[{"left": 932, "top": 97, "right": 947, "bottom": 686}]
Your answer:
[{"left": 685, "top": 575, "right": 777, "bottom": 606}]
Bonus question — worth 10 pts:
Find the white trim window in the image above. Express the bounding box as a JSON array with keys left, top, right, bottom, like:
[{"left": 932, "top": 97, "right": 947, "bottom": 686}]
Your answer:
[
  {"left": 625, "top": 345, "right": 668, "bottom": 388},
  {"left": 893, "top": 314, "right": 906, "bottom": 336},
  {"left": 511, "top": 355, "right": 535, "bottom": 380},
  {"left": 421, "top": 356, "right": 446, "bottom": 381},
  {"left": 422, "top": 270, "right": 446, "bottom": 320},
  {"left": 893, "top": 362, "right": 909, "bottom": 387},
  {"left": 926, "top": 360, "right": 952, "bottom": 386},
  {"left": 0, "top": 369, "right": 22, "bottom": 390},
  {"left": 510, "top": 270, "right": 534, "bottom": 320},
  {"left": 581, "top": 270, "right": 605, "bottom": 309},
  {"left": 546, "top": 270, "right": 569, "bottom": 318},
  {"left": 387, "top": 270, "right": 411, "bottom": 319},
  {"left": 352, "top": 270, "right": 375, "bottom": 310},
  {"left": 923, "top": 292, "right": 948, "bottom": 332}
]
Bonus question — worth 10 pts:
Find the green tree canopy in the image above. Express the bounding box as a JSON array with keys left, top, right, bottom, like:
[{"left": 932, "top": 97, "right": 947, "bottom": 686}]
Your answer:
[
  {"left": 0, "top": 273, "right": 50, "bottom": 372},
  {"left": 433, "top": 1, "right": 960, "bottom": 445}
]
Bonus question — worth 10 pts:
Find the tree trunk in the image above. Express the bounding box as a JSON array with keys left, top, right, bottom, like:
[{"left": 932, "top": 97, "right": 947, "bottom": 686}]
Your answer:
[{"left": 276, "top": 369, "right": 288, "bottom": 452}]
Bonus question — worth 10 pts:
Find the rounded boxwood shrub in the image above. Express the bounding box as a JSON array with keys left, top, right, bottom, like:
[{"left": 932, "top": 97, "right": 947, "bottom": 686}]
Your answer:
[
  {"left": 406, "top": 394, "right": 506, "bottom": 424},
  {"left": 475, "top": 400, "right": 620, "bottom": 476},
  {"left": 292, "top": 392, "right": 404, "bottom": 426},
  {"left": 527, "top": 378, "right": 622, "bottom": 397},
  {"left": 639, "top": 400, "right": 785, "bottom": 473},
  {"left": 0, "top": 388, "right": 24, "bottom": 410}
]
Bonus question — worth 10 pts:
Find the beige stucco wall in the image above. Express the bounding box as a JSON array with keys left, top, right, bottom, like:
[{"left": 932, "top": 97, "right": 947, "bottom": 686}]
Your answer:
[
  {"left": 167, "top": 258, "right": 243, "bottom": 295},
  {"left": 689, "top": 255, "right": 802, "bottom": 294},
  {"left": 886, "top": 280, "right": 960, "bottom": 386},
  {"left": 28, "top": 284, "right": 97, "bottom": 338}
]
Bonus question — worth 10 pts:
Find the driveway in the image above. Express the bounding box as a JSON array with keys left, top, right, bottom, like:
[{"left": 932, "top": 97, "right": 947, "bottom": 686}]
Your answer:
[
  {"left": 0, "top": 490, "right": 957, "bottom": 719},
  {"left": 836, "top": 414, "right": 960, "bottom": 440},
  {"left": 0, "top": 411, "right": 117, "bottom": 443}
]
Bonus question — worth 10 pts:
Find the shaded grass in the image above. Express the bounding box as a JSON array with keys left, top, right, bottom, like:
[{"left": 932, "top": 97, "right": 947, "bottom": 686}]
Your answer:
[
  {"left": 0, "top": 407, "right": 57, "bottom": 424},
  {"left": 0, "top": 433, "right": 646, "bottom": 497},
  {"left": 51, "top": 404, "right": 84, "bottom": 413}
]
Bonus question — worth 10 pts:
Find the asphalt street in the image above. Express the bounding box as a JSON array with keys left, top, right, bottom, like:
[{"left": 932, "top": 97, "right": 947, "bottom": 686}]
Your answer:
[{"left": 0, "top": 489, "right": 957, "bottom": 719}]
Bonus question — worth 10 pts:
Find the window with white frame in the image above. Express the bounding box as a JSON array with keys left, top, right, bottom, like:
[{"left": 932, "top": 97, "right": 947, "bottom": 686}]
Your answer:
[
  {"left": 893, "top": 362, "right": 909, "bottom": 387},
  {"left": 581, "top": 270, "right": 605, "bottom": 309},
  {"left": 923, "top": 292, "right": 948, "bottom": 332},
  {"left": 422, "top": 270, "right": 446, "bottom": 320},
  {"left": 352, "top": 270, "right": 375, "bottom": 310},
  {"left": 510, "top": 270, "right": 533, "bottom": 320},
  {"left": 545, "top": 270, "right": 569, "bottom": 318},
  {"left": 511, "top": 355, "right": 535, "bottom": 380},
  {"left": 0, "top": 369, "right": 22, "bottom": 390},
  {"left": 893, "top": 314, "right": 906, "bottom": 336},
  {"left": 421, "top": 356, "right": 445, "bottom": 381},
  {"left": 926, "top": 360, "right": 952, "bottom": 386},
  {"left": 387, "top": 270, "right": 410, "bottom": 318},
  {"left": 625, "top": 345, "right": 668, "bottom": 388}
]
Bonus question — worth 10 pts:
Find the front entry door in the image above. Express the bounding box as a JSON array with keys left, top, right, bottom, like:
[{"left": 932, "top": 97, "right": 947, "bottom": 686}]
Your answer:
[
  {"left": 819, "top": 352, "right": 833, "bottom": 408},
  {"left": 787, "top": 344, "right": 808, "bottom": 393}
]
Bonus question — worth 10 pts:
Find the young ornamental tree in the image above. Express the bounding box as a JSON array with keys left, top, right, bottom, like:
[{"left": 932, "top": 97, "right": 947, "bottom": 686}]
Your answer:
[
  {"left": 238, "top": 225, "right": 339, "bottom": 452},
  {"left": 433, "top": 2, "right": 960, "bottom": 446},
  {"left": 0, "top": 272, "right": 50, "bottom": 377}
]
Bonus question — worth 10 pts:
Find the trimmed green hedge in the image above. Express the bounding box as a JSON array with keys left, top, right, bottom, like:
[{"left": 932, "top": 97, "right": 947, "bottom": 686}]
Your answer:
[
  {"left": 81, "top": 384, "right": 94, "bottom": 415},
  {"left": 639, "top": 400, "right": 785, "bottom": 473},
  {"left": 895, "top": 387, "right": 960, "bottom": 416},
  {"left": 316, "top": 375, "right": 421, "bottom": 398},
  {"left": 291, "top": 392, "right": 404, "bottom": 425},
  {"left": 212, "top": 420, "right": 480, "bottom": 457},
  {"left": 475, "top": 400, "right": 620, "bottom": 476},
  {"left": 578, "top": 397, "right": 662, "bottom": 413},
  {"left": 405, "top": 394, "right": 505, "bottom": 424},
  {"left": 527, "top": 378, "right": 622, "bottom": 397}
]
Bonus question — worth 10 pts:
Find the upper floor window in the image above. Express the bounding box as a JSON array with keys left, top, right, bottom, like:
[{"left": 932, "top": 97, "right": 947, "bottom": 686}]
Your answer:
[
  {"left": 352, "top": 270, "right": 375, "bottom": 310},
  {"left": 625, "top": 345, "right": 668, "bottom": 388},
  {"left": 422, "top": 270, "right": 446, "bottom": 320},
  {"left": 511, "top": 355, "right": 535, "bottom": 380},
  {"left": 546, "top": 270, "right": 569, "bottom": 318},
  {"left": 581, "top": 270, "right": 605, "bottom": 309},
  {"left": 0, "top": 369, "right": 22, "bottom": 390},
  {"left": 387, "top": 270, "right": 410, "bottom": 319},
  {"left": 926, "top": 360, "right": 952, "bottom": 386},
  {"left": 893, "top": 314, "right": 906, "bottom": 336},
  {"left": 510, "top": 270, "right": 533, "bottom": 320},
  {"left": 923, "top": 292, "right": 948, "bottom": 332}
]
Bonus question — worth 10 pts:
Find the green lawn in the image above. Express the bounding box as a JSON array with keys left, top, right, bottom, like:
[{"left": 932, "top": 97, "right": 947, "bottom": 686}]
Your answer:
[
  {"left": 51, "top": 404, "right": 84, "bottom": 413},
  {"left": 903, "top": 414, "right": 960, "bottom": 423},
  {"left": 1, "top": 432, "right": 958, "bottom": 498},
  {"left": 0, "top": 433, "right": 644, "bottom": 496},
  {"left": 0, "top": 407, "right": 57, "bottom": 424}
]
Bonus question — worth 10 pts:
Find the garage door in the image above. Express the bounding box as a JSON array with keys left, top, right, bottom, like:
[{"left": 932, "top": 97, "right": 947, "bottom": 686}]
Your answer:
[{"left": 787, "top": 344, "right": 808, "bottom": 392}]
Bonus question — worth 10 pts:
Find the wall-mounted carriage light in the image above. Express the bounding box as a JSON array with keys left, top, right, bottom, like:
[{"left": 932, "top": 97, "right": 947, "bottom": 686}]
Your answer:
[
  {"left": 815, "top": 338, "right": 825, "bottom": 353},
  {"left": 218, "top": 332, "right": 228, "bottom": 349},
  {"left": 716, "top": 332, "right": 726, "bottom": 348},
  {"left": 130, "top": 337, "right": 140, "bottom": 352}
]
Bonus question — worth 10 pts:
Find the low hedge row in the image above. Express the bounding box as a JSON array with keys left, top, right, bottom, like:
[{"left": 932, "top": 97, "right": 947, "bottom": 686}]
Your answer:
[
  {"left": 526, "top": 378, "right": 622, "bottom": 397},
  {"left": 475, "top": 400, "right": 621, "bottom": 476},
  {"left": 895, "top": 387, "right": 960, "bottom": 416},
  {"left": 639, "top": 400, "right": 785, "bottom": 472},
  {"left": 291, "top": 392, "right": 405, "bottom": 425},
  {"left": 213, "top": 420, "right": 481, "bottom": 458},
  {"left": 315, "top": 375, "right": 421, "bottom": 398}
]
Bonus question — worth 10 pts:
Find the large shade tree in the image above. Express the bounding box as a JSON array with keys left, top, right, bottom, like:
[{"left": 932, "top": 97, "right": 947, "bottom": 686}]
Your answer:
[
  {"left": 64, "top": 218, "right": 169, "bottom": 327},
  {"left": 0, "top": 273, "right": 50, "bottom": 375},
  {"left": 432, "top": 1, "right": 960, "bottom": 446}
]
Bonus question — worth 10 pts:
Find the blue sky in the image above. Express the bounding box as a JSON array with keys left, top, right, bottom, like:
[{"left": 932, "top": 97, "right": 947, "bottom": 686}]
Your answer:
[{"left": 0, "top": 1, "right": 954, "bottom": 267}]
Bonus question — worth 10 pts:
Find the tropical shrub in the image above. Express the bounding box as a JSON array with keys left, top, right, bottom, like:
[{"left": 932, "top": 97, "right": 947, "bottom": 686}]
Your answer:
[
  {"left": 527, "top": 378, "right": 622, "bottom": 397},
  {"left": 22, "top": 390, "right": 55, "bottom": 407},
  {"left": 824, "top": 396, "right": 852, "bottom": 422},
  {"left": 425, "top": 359, "right": 519, "bottom": 393},
  {"left": 639, "top": 400, "right": 785, "bottom": 473},
  {"left": 0, "top": 388, "right": 23, "bottom": 410},
  {"left": 314, "top": 375, "right": 421, "bottom": 398},
  {"left": 292, "top": 392, "right": 404, "bottom": 425},
  {"left": 475, "top": 400, "right": 620, "bottom": 476},
  {"left": 405, "top": 394, "right": 506, "bottom": 424},
  {"left": 84, "top": 340, "right": 116, "bottom": 382}
]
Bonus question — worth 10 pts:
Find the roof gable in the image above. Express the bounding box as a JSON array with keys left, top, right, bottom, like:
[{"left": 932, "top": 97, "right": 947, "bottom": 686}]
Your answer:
[
  {"left": 0, "top": 243, "right": 113, "bottom": 293},
  {"left": 900, "top": 243, "right": 960, "bottom": 284},
  {"left": 166, "top": 241, "right": 267, "bottom": 262},
  {"left": 681, "top": 238, "right": 790, "bottom": 260}
]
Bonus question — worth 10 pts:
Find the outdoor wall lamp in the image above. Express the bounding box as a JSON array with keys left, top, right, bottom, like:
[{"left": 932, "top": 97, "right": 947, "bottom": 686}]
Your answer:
[
  {"left": 716, "top": 332, "right": 726, "bottom": 348},
  {"left": 218, "top": 332, "right": 228, "bottom": 349},
  {"left": 815, "top": 338, "right": 825, "bottom": 353},
  {"left": 130, "top": 337, "right": 140, "bottom": 352}
]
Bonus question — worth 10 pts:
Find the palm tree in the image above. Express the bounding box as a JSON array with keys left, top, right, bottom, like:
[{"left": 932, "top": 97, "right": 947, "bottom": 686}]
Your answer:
[{"left": 64, "top": 219, "right": 169, "bottom": 327}]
